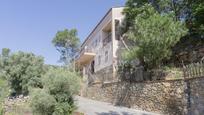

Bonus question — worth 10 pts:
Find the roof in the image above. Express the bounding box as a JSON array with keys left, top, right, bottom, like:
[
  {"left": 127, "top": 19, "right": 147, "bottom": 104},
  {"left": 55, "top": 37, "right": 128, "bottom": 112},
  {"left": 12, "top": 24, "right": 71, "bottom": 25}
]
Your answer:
[{"left": 81, "top": 6, "right": 124, "bottom": 48}]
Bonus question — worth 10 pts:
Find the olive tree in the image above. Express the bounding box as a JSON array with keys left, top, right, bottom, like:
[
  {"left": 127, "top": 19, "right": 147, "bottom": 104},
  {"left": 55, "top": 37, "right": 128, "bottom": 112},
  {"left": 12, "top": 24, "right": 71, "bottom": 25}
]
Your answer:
[
  {"left": 31, "top": 68, "right": 81, "bottom": 115},
  {"left": 3, "top": 51, "right": 45, "bottom": 96}
]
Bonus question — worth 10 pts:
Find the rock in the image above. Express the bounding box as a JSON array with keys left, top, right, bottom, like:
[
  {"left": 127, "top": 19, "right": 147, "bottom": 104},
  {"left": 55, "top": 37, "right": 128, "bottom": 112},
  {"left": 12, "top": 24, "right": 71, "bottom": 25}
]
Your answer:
[
  {"left": 19, "top": 94, "right": 23, "bottom": 99},
  {"left": 163, "top": 83, "right": 171, "bottom": 87}
]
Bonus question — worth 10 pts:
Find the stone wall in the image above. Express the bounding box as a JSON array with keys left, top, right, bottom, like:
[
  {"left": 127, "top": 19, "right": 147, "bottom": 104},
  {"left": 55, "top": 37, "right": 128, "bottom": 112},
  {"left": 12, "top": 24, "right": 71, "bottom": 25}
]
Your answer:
[
  {"left": 123, "top": 81, "right": 186, "bottom": 115},
  {"left": 94, "top": 65, "right": 114, "bottom": 82},
  {"left": 82, "top": 83, "right": 116, "bottom": 103},
  {"left": 82, "top": 77, "right": 204, "bottom": 115},
  {"left": 188, "top": 77, "right": 204, "bottom": 115}
]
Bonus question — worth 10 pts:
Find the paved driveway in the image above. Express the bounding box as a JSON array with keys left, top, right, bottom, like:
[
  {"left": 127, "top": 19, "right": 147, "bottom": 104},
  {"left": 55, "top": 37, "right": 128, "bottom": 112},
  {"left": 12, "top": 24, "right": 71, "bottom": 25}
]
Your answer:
[{"left": 75, "top": 96, "right": 160, "bottom": 115}]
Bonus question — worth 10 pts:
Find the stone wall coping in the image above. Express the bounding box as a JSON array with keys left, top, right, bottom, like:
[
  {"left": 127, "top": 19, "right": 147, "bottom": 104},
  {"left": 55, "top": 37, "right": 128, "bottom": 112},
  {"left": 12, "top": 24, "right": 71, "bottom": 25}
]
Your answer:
[
  {"left": 128, "top": 79, "right": 184, "bottom": 84},
  {"left": 102, "top": 81, "right": 118, "bottom": 87},
  {"left": 89, "top": 76, "right": 204, "bottom": 87},
  {"left": 184, "top": 76, "right": 204, "bottom": 81},
  {"left": 90, "top": 79, "right": 185, "bottom": 87}
]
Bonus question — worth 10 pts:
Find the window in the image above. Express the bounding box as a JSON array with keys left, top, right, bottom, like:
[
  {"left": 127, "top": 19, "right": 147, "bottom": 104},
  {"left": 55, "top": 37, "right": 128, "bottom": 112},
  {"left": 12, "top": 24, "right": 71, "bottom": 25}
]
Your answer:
[
  {"left": 98, "top": 35, "right": 101, "bottom": 43},
  {"left": 105, "top": 51, "right": 108, "bottom": 62},
  {"left": 95, "top": 39, "right": 97, "bottom": 47},
  {"left": 103, "top": 32, "right": 112, "bottom": 46},
  {"left": 92, "top": 38, "right": 97, "bottom": 48},
  {"left": 115, "top": 19, "right": 120, "bottom": 40},
  {"left": 92, "top": 41, "right": 95, "bottom": 48},
  {"left": 98, "top": 55, "right": 101, "bottom": 65}
]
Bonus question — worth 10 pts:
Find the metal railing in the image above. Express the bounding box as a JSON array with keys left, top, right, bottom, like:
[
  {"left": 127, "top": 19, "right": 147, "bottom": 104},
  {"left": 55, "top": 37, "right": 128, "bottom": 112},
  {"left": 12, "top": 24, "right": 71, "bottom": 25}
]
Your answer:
[
  {"left": 75, "top": 46, "right": 93, "bottom": 60},
  {"left": 183, "top": 60, "right": 204, "bottom": 79},
  {"left": 80, "top": 47, "right": 92, "bottom": 54}
]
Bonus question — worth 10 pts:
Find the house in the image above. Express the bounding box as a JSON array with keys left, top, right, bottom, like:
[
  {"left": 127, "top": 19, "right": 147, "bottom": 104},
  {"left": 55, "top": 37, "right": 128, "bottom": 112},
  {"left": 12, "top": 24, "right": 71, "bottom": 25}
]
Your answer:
[{"left": 76, "top": 7, "right": 125, "bottom": 84}]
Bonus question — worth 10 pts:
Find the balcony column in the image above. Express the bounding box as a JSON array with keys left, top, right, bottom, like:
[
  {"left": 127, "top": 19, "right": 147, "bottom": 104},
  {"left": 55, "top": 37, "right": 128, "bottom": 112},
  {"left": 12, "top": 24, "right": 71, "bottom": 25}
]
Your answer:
[
  {"left": 112, "top": 15, "right": 117, "bottom": 79},
  {"left": 82, "top": 66, "right": 86, "bottom": 78}
]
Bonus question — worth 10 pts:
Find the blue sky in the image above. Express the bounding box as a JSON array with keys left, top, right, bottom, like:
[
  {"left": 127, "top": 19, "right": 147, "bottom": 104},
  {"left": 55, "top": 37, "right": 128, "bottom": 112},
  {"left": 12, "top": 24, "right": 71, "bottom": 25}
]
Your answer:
[{"left": 0, "top": 0, "right": 125, "bottom": 65}]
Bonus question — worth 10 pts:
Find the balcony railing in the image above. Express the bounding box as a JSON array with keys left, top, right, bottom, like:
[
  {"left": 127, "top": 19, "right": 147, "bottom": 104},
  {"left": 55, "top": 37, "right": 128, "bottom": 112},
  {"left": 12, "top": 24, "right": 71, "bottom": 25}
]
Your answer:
[
  {"left": 80, "top": 47, "right": 93, "bottom": 55},
  {"left": 75, "top": 47, "right": 92, "bottom": 59},
  {"left": 75, "top": 46, "right": 96, "bottom": 66}
]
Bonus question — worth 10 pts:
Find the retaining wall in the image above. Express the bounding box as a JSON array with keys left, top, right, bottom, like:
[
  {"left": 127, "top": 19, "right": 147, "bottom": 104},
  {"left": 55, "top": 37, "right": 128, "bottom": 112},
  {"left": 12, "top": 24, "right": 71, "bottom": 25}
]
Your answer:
[{"left": 82, "top": 77, "right": 204, "bottom": 115}]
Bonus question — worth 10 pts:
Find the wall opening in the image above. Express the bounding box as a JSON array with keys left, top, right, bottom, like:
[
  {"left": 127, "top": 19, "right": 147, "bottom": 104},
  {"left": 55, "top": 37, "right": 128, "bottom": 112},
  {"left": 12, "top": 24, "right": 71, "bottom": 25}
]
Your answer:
[{"left": 91, "top": 60, "right": 95, "bottom": 74}]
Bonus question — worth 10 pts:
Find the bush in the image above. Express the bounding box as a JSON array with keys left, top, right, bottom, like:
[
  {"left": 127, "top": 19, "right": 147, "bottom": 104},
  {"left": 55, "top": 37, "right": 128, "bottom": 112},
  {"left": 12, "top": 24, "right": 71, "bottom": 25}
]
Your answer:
[
  {"left": 31, "top": 68, "right": 80, "bottom": 115},
  {"left": 31, "top": 89, "right": 56, "bottom": 115},
  {"left": 0, "top": 76, "right": 9, "bottom": 115},
  {"left": 43, "top": 68, "right": 80, "bottom": 97},
  {"left": 3, "top": 51, "right": 45, "bottom": 96}
]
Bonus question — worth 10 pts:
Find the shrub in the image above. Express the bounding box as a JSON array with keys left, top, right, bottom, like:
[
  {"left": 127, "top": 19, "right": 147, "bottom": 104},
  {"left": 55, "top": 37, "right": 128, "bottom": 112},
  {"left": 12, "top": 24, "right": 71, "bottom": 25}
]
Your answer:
[
  {"left": 0, "top": 76, "right": 9, "bottom": 115},
  {"left": 43, "top": 68, "right": 80, "bottom": 97},
  {"left": 31, "top": 68, "right": 80, "bottom": 115},
  {"left": 30, "top": 89, "right": 56, "bottom": 115},
  {"left": 3, "top": 51, "right": 45, "bottom": 96}
]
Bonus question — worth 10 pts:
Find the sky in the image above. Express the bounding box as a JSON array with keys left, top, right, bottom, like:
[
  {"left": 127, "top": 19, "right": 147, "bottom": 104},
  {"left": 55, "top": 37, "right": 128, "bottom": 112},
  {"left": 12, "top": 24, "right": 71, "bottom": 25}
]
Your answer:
[{"left": 0, "top": 0, "right": 125, "bottom": 65}]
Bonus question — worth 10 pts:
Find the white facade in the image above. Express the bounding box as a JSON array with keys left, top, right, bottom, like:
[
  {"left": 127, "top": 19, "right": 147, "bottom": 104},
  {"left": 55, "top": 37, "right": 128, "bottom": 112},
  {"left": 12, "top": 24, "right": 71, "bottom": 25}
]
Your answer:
[{"left": 76, "top": 7, "right": 124, "bottom": 83}]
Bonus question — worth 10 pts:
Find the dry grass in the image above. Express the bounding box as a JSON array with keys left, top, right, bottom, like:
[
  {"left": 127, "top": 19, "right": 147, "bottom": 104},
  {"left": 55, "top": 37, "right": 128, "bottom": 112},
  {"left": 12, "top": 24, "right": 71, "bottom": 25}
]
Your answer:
[
  {"left": 4, "top": 100, "right": 85, "bottom": 115},
  {"left": 163, "top": 67, "right": 184, "bottom": 80},
  {"left": 73, "top": 112, "right": 85, "bottom": 115},
  {"left": 4, "top": 100, "right": 32, "bottom": 115}
]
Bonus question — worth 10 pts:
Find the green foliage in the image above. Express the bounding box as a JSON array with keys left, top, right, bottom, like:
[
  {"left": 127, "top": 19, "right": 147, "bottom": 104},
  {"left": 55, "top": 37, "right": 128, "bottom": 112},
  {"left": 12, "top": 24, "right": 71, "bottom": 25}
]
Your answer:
[
  {"left": 124, "top": 4, "right": 187, "bottom": 69},
  {"left": 52, "top": 29, "right": 80, "bottom": 65},
  {"left": 0, "top": 48, "right": 10, "bottom": 76},
  {"left": 191, "top": 0, "right": 204, "bottom": 35},
  {"left": 1, "top": 48, "right": 10, "bottom": 58},
  {"left": 0, "top": 49, "right": 11, "bottom": 113},
  {"left": 162, "top": 66, "right": 183, "bottom": 80},
  {"left": 123, "top": 0, "right": 204, "bottom": 35},
  {"left": 0, "top": 49, "right": 10, "bottom": 110},
  {"left": 31, "top": 89, "right": 56, "bottom": 115},
  {"left": 0, "top": 76, "right": 9, "bottom": 114},
  {"left": 2, "top": 51, "right": 45, "bottom": 96},
  {"left": 31, "top": 68, "right": 80, "bottom": 115},
  {"left": 43, "top": 68, "right": 80, "bottom": 98},
  {"left": 121, "top": 0, "right": 148, "bottom": 33},
  {"left": 118, "top": 61, "right": 138, "bottom": 81},
  {"left": 122, "top": 0, "right": 172, "bottom": 33}
]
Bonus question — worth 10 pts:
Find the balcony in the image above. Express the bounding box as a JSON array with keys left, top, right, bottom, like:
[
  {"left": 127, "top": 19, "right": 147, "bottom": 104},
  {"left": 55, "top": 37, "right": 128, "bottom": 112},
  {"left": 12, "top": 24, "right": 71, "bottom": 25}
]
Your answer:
[{"left": 76, "top": 47, "right": 96, "bottom": 66}]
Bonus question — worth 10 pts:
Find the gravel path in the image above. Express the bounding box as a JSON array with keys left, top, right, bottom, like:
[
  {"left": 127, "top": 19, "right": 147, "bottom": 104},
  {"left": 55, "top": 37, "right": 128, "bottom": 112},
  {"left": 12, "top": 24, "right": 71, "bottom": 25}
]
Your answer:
[{"left": 75, "top": 96, "right": 160, "bottom": 115}]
